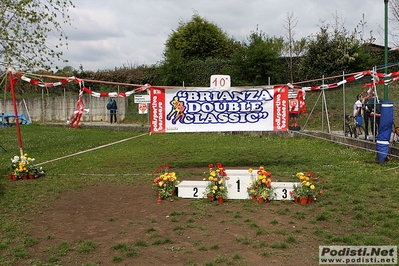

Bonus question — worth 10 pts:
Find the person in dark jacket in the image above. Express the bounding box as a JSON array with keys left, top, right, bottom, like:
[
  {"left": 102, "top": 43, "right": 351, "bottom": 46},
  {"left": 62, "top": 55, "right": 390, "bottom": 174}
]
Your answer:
[
  {"left": 108, "top": 97, "right": 118, "bottom": 124},
  {"left": 364, "top": 96, "right": 381, "bottom": 140}
]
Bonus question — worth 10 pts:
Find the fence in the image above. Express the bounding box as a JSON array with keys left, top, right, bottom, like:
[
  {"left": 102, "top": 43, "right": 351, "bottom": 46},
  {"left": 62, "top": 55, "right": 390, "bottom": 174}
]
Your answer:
[{"left": 1, "top": 94, "right": 127, "bottom": 123}]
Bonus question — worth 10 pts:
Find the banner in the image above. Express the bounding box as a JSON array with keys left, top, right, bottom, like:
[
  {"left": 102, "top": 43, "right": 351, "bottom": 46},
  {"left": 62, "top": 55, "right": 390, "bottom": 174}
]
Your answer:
[{"left": 150, "top": 86, "right": 288, "bottom": 133}]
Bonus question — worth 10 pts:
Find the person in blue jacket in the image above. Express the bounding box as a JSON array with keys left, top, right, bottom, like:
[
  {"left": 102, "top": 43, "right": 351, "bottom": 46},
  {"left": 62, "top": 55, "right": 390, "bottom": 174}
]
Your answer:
[{"left": 108, "top": 97, "right": 118, "bottom": 124}]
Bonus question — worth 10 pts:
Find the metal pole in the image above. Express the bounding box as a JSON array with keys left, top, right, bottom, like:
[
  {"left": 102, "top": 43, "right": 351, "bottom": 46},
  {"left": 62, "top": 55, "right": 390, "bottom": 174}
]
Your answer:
[
  {"left": 384, "top": 0, "right": 389, "bottom": 100},
  {"left": 342, "top": 71, "right": 346, "bottom": 135},
  {"left": 8, "top": 71, "right": 23, "bottom": 155},
  {"left": 322, "top": 76, "right": 325, "bottom": 132}
]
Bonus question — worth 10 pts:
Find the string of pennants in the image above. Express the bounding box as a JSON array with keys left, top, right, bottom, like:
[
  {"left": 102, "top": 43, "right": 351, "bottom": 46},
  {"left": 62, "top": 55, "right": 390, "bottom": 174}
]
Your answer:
[
  {"left": 14, "top": 70, "right": 399, "bottom": 96},
  {"left": 298, "top": 70, "right": 399, "bottom": 92},
  {"left": 14, "top": 73, "right": 150, "bottom": 97}
]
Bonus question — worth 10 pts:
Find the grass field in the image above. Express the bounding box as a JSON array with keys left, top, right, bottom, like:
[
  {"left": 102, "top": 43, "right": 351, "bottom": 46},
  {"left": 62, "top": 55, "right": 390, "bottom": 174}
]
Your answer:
[
  {"left": 1, "top": 123, "right": 399, "bottom": 265},
  {"left": 1, "top": 72, "right": 399, "bottom": 265}
]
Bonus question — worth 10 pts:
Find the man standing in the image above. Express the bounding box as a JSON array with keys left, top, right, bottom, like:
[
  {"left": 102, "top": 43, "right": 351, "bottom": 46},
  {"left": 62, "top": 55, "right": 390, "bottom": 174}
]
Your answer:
[
  {"left": 108, "top": 97, "right": 118, "bottom": 124},
  {"left": 364, "top": 95, "right": 381, "bottom": 140}
]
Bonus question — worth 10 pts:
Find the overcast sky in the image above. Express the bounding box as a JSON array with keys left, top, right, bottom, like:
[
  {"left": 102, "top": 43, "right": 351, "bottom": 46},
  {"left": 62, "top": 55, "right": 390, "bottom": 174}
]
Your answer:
[{"left": 55, "top": 0, "right": 385, "bottom": 72}]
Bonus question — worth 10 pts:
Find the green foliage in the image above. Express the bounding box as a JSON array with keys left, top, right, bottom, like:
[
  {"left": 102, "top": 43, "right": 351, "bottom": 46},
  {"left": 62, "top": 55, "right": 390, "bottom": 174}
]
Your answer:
[
  {"left": 299, "top": 23, "right": 377, "bottom": 80},
  {"left": 77, "top": 240, "right": 96, "bottom": 253},
  {"left": 164, "top": 13, "right": 233, "bottom": 61},
  {"left": 0, "top": 0, "right": 74, "bottom": 70},
  {"left": 231, "top": 30, "right": 285, "bottom": 85},
  {"left": 161, "top": 13, "right": 237, "bottom": 86}
]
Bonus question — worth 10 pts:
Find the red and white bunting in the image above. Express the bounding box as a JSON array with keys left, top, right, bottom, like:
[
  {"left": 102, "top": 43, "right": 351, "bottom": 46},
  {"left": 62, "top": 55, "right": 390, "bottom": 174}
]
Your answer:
[
  {"left": 20, "top": 75, "right": 80, "bottom": 87},
  {"left": 81, "top": 83, "right": 151, "bottom": 98}
]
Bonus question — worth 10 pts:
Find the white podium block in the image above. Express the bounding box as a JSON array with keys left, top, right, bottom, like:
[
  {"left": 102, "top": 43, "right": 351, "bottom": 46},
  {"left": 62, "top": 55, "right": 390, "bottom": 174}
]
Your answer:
[
  {"left": 226, "top": 169, "right": 254, "bottom": 199},
  {"left": 176, "top": 181, "right": 207, "bottom": 199},
  {"left": 271, "top": 182, "right": 300, "bottom": 200}
]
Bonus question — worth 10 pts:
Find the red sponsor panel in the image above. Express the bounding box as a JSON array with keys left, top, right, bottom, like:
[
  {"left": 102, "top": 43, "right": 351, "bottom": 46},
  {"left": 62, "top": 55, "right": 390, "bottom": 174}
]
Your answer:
[
  {"left": 273, "top": 86, "right": 288, "bottom": 131},
  {"left": 150, "top": 88, "right": 166, "bottom": 133}
]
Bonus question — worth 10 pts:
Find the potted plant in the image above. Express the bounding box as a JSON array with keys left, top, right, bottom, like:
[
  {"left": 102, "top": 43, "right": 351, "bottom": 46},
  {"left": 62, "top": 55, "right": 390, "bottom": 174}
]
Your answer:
[
  {"left": 152, "top": 164, "right": 179, "bottom": 200},
  {"left": 10, "top": 153, "right": 35, "bottom": 180},
  {"left": 247, "top": 166, "right": 274, "bottom": 203},
  {"left": 291, "top": 170, "right": 325, "bottom": 204},
  {"left": 203, "top": 163, "right": 229, "bottom": 203}
]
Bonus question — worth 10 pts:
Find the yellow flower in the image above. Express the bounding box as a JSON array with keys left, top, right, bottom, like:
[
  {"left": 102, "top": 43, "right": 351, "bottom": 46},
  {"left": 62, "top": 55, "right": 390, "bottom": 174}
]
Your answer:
[
  {"left": 212, "top": 186, "right": 218, "bottom": 190},
  {"left": 305, "top": 182, "right": 310, "bottom": 187},
  {"left": 310, "top": 185, "right": 315, "bottom": 190},
  {"left": 248, "top": 168, "right": 253, "bottom": 173},
  {"left": 220, "top": 186, "right": 225, "bottom": 190},
  {"left": 296, "top": 172, "right": 304, "bottom": 178}
]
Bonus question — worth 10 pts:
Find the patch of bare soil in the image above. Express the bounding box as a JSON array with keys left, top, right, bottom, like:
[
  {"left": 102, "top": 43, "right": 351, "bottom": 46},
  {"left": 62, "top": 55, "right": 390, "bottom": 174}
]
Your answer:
[{"left": 24, "top": 183, "right": 327, "bottom": 266}]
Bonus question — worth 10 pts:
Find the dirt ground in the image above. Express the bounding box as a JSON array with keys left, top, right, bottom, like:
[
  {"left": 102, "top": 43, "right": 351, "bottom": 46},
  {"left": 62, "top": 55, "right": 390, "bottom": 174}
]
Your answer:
[{"left": 23, "top": 180, "right": 327, "bottom": 266}]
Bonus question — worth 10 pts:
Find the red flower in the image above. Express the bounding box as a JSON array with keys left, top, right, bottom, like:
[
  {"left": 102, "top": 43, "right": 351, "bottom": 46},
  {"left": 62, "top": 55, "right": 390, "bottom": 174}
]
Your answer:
[
  {"left": 319, "top": 190, "right": 324, "bottom": 194},
  {"left": 208, "top": 164, "right": 213, "bottom": 169},
  {"left": 216, "top": 162, "right": 223, "bottom": 169}
]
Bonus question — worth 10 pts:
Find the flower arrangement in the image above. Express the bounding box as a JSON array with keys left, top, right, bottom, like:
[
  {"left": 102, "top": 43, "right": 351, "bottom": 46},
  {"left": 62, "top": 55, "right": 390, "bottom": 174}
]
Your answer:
[
  {"left": 152, "top": 164, "right": 179, "bottom": 200},
  {"left": 10, "top": 153, "right": 36, "bottom": 178},
  {"left": 203, "top": 163, "right": 229, "bottom": 200},
  {"left": 247, "top": 166, "right": 274, "bottom": 201},
  {"left": 291, "top": 170, "right": 325, "bottom": 202}
]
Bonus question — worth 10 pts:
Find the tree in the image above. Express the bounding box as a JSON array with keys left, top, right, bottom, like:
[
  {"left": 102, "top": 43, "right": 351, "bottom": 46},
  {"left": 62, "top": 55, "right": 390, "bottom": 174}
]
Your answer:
[
  {"left": 163, "top": 13, "right": 234, "bottom": 61},
  {"left": 283, "top": 12, "right": 298, "bottom": 83},
  {"left": 389, "top": 0, "right": 399, "bottom": 46},
  {"left": 299, "top": 18, "right": 375, "bottom": 81},
  {"left": 160, "top": 13, "right": 238, "bottom": 85},
  {"left": 231, "top": 29, "right": 285, "bottom": 85},
  {"left": 0, "top": 0, "right": 74, "bottom": 70}
]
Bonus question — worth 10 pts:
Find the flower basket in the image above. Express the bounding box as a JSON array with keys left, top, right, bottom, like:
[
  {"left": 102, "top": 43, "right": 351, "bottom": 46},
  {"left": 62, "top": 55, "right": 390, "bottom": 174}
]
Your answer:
[
  {"left": 291, "top": 170, "right": 325, "bottom": 204},
  {"left": 152, "top": 164, "right": 179, "bottom": 200},
  {"left": 203, "top": 163, "right": 229, "bottom": 202},
  {"left": 9, "top": 153, "right": 38, "bottom": 181},
  {"left": 247, "top": 166, "right": 274, "bottom": 202}
]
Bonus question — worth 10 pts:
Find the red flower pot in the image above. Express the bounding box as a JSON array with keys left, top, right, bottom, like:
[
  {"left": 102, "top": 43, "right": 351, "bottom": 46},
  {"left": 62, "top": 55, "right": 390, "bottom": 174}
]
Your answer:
[
  {"left": 307, "top": 195, "right": 313, "bottom": 203},
  {"left": 299, "top": 197, "right": 308, "bottom": 205},
  {"left": 251, "top": 194, "right": 257, "bottom": 202},
  {"left": 294, "top": 196, "right": 300, "bottom": 203}
]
